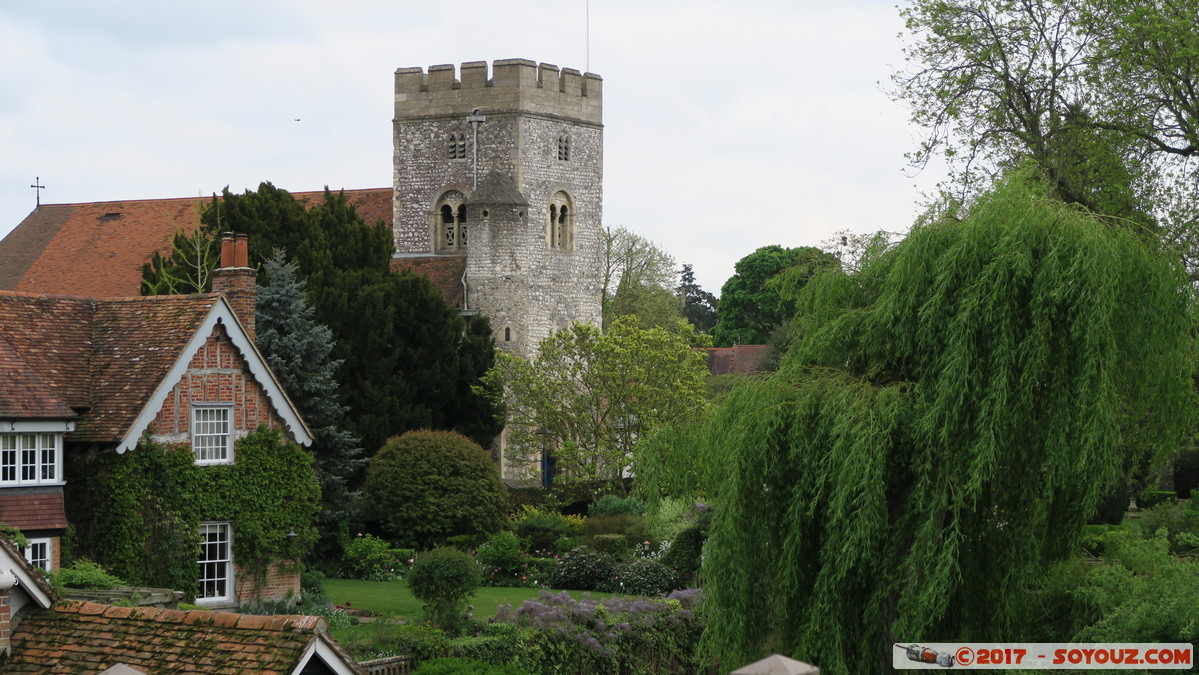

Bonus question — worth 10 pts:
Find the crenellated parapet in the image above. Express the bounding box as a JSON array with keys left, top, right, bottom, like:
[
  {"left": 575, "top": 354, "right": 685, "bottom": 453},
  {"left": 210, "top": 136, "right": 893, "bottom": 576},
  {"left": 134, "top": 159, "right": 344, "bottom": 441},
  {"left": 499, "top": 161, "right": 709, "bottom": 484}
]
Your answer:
[{"left": 394, "top": 58, "right": 602, "bottom": 125}]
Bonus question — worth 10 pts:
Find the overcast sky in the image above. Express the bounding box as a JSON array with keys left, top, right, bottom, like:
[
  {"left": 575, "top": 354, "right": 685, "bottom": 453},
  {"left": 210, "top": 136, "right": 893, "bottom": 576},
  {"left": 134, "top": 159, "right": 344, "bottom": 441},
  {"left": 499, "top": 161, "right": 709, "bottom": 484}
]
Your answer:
[{"left": 0, "top": 0, "right": 945, "bottom": 295}]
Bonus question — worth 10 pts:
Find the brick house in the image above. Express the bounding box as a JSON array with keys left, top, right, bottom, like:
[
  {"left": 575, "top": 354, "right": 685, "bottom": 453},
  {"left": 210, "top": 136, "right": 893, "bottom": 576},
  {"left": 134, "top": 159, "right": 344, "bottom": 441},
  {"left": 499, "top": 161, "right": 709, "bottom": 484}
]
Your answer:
[
  {"left": 0, "top": 236, "right": 313, "bottom": 606},
  {"left": 0, "top": 534, "right": 361, "bottom": 673}
]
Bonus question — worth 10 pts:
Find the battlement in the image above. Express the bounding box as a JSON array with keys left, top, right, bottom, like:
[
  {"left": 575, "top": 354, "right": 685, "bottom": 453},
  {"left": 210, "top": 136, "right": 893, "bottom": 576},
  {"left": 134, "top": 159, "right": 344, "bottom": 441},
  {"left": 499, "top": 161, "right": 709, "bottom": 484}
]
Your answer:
[{"left": 394, "top": 59, "right": 602, "bottom": 124}]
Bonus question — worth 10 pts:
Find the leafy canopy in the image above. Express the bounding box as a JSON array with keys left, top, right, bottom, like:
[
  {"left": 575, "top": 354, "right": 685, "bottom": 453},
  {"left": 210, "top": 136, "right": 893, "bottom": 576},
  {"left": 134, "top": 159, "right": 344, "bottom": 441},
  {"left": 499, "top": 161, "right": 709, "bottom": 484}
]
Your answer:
[
  {"left": 679, "top": 172, "right": 1196, "bottom": 673},
  {"left": 144, "top": 182, "right": 501, "bottom": 454},
  {"left": 894, "top": 0, "right": 1199, "bottom": 270},
  {"left": 484, "top": 317, "right": 709, "bottom": 492},
  {"left": 711, "top": 245, "right": 838, "bottom": 347},
  {"left": 362, "top": 430, "right": 507, "bottom": 550},
  {"left": 677, "top": 263, "right": 718, "bottom": 334},
  {"left": 602, "top": 226, "right": 683, "bottom": 330}
]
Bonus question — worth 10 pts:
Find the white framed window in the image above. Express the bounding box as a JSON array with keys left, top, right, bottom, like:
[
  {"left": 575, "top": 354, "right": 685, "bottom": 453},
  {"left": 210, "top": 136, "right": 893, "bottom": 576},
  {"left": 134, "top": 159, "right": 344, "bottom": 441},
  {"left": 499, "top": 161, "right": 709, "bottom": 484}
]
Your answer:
[
  {"left": 197, "top": 522, "right": 233, "bottom": 603},
  {"left": 0, "top": 433, "right": 62, "bottom": 486},
  {"left": 192, "top": 405, "right": 232, "bottom": 465},
  {"left": 22, "top": 538, "right": 52, "bottom": 572}
]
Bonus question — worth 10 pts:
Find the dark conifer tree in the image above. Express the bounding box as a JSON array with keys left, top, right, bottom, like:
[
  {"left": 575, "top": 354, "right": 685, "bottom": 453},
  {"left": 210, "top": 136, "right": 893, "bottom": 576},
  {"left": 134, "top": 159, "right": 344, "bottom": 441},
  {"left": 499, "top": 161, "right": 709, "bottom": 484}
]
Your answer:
[
  {"left": 677, "top": 263, "right": 718, "bottom": 334},
  {"left": 257, "top": 251, "right": 365, "bottom": 563}
]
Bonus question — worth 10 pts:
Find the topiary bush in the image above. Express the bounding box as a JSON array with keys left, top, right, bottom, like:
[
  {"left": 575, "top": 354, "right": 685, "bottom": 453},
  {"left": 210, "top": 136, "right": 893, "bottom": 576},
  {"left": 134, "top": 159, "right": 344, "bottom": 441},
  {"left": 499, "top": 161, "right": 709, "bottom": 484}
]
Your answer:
[
  {"left": 589, "top": 494, "right": 647, "bottom": 518},
  {"left": 362, "top": 430, "right": 507, "bottom": 549},
  {"left": 512, "top": 508, "right": 581, "bottom": 554},
  {"left": 408, "top": 547, "right": 483, "bottom": 633},
  {"left": 591, "top": 534, "right": 630, "bottom": 557},
  {"left": 548, "top": 546, "right": 618, "bottom": 591},
  {"left": 661, "top": 524, "right": 706, "bottom": 582},
  {"left": 341, "top": 534, "right": 407, "bottom": 581},
  {"left": 582, "top": 514, "right": 650, "bottom": 549},
  {"left": 606, "top": 559, "right": 681, "bottom": 596}
]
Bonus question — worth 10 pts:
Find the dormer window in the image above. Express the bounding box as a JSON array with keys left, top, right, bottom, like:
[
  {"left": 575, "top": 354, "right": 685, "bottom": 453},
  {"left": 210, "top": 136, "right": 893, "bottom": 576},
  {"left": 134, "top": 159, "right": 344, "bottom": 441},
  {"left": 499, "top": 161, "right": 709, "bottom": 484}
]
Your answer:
[
  {"left": 435, "top": 190, "right": 468, "bottom": 251},
  {"left": 448, "top": 133, "right": 467, "bottom": 160},
  {"left": 557, "top": 133, "right": 571, "bottom": 161}
]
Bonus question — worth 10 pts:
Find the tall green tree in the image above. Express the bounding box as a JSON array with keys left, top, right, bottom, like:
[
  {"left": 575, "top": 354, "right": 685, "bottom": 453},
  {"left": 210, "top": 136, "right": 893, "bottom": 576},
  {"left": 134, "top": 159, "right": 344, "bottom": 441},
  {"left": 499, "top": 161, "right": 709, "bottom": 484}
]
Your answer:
[
  {"left": 602, "top": 226, "right": 683, "bottom": 330},
  {"left": 675, "top": 172, "right": 1195, "bottom": 673},
  {"left": 145, "top": 182, "right": 502, "bottom": 455},
  {"left": 677, "top": 263, "right": 718, "bottom": 334},
  {"left": 257, "top": 251, "right": 365, "bottom": 561},
  {"left": 483, "top": 317, "right": 709, "bottom": 493},
  {"left": 711, "top": 245, "right": 839, "bottom": 347},
  {"left": 893, "top": 0, "right": 1199, "bottom": 266}
]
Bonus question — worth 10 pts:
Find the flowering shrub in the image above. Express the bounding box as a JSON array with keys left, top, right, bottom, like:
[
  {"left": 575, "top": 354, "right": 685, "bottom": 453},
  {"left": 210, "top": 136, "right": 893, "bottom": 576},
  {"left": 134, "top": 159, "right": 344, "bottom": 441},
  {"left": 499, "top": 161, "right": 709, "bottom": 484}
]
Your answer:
[
  {"left": 548, "top": 546, "right": 618, "bottom": 591},
  {"left": 482, "top": 589, "right": 705, "bottom": 674},
  {"left": 605, "top": 559, "right": 681, "bottom": 596},
  {"left": 476, "top": 531, "right": 545, "bottom": 588},
  {"left": 341, "top": 534, "right": 411, "bottom": 581}
]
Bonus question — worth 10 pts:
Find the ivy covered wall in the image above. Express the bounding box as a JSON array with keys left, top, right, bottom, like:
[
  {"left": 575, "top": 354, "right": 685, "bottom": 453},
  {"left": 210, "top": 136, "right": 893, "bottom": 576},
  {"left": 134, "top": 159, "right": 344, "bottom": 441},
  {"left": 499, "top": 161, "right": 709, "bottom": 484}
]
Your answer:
[{"left": 64, "top": 428, "right": 319, "bottom": 598}]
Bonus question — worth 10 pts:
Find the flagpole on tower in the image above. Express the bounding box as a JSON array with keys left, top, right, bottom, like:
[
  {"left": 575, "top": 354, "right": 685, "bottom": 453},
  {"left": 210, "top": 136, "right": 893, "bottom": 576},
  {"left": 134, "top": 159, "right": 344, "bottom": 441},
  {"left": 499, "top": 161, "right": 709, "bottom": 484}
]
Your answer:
[{"left": 586, "top": 0, "right": 590, "bottom": 73}]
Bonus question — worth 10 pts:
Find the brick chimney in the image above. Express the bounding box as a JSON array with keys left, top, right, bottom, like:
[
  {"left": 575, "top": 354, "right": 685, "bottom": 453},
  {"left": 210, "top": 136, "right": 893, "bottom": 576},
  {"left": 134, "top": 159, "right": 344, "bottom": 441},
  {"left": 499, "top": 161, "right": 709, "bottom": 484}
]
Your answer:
[{"left": 211, "top": 232, "right": 256, "bottom": 341}]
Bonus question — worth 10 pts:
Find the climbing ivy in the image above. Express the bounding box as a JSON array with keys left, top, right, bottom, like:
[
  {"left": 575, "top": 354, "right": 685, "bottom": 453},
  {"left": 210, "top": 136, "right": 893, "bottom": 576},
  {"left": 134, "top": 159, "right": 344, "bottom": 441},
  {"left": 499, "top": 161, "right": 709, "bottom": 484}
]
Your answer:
[{"left": 65, "top": 427, "right": 319, "bottom": 598}]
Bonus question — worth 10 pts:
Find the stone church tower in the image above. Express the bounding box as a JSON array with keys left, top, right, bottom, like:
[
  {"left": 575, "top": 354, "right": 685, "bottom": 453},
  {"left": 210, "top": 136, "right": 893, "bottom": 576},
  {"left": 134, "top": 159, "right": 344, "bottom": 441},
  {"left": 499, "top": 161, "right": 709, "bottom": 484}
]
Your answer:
[{"left": 391, "top": 58, "right": 603, "bottom": 359}]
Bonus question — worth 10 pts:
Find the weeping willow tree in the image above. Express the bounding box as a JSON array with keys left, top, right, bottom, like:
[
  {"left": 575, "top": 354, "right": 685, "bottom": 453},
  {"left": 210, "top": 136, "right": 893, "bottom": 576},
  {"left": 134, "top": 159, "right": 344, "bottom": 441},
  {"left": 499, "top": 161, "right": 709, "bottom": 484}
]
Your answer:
[{"left": 693, "top": 171, "right": 1196, "bottom": 673}]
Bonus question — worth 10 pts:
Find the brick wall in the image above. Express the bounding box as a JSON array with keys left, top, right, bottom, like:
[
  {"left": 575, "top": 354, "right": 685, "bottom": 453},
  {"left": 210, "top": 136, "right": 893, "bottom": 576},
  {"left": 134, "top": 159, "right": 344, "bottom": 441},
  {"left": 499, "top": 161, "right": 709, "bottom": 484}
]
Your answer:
[
  {"left": 150, "top": 323, "right": 288, "bottom": 445},
  {"left": 0, "top": 589, "right": 10, "bottom": 653},
  {"left": 235, "top": 562, "right": 301, "bottom": 604}
]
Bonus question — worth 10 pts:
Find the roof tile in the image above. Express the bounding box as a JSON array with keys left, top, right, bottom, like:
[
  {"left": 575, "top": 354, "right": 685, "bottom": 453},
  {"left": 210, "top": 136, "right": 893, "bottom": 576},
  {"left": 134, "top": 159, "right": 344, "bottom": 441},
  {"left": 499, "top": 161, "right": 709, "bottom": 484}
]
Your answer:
[
  {"left": 0, "top": 290, "right": 219, "bottom": 443},
  {"left": 1, "top": 189, "right": 392, "bottom": 298},
  {"left": 0, "top": 491, "right": 69, "bottom": 530},
  {"left": 8, "top": 602, "right": 358, "bottom": 674}
]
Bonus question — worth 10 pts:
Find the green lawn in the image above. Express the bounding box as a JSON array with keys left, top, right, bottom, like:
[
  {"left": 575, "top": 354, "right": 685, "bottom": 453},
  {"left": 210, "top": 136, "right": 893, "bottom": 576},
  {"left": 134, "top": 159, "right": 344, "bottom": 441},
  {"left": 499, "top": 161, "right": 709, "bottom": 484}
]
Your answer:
[{"left": 323, "top": 578, "right": 612, "bottom": 621}]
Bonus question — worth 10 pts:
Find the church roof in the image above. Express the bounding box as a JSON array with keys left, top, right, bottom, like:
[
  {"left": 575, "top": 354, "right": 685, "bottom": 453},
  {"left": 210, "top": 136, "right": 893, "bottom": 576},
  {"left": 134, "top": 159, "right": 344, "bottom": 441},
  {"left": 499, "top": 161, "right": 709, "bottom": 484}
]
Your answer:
[
  {"left": 0, "top": 188, "right": 393, "bottom": 298},
  {"left": 392, "top": 255, "right": 466, "bottom": 307},
  {"left": 703, "top": 345, "right": 772, "bottom": 375},
  {"left": 466, "top": 171, "right": 528, "bottom": 206}
]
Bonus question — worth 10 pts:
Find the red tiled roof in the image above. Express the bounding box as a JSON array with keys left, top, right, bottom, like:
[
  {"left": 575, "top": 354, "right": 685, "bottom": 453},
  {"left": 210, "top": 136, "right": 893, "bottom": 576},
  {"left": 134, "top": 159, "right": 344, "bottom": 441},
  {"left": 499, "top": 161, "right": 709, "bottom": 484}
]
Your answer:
[
  {"left": 7, "top": 601, "right": 363, "bottom": 674},
  {"left": 0, "top": 188, "right": 393, "bottom": 298},
  {"left": 704, "top": 345, "right": 772, "bottom": 375},
  {"left": 0, "top": 335, "right": 76, "bottom": 419},
  {"left": 0, "top": 291, "right": 218, "bottom": 443},
  {"left": 0, "top": 491, "right": 68, "bottom": 531},
  {"left": 392, "top": 255, "right": 467, "bottom": 307}
]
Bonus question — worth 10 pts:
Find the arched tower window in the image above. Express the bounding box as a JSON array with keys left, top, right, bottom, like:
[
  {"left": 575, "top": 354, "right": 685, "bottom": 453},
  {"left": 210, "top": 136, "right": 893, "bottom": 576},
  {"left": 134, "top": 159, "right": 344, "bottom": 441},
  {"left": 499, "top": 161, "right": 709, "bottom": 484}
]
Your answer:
[
  {"left": 434, "top": 190, "right": 467, "bottom": 251},
  {"left": 548, "top": 191, "right": 573, "bottom": 250},
  {"left": 557, "top": 133, "right": 571, "bottom": 161},
  {"left": 448, "top": 133, "right": 467, "bottom": 160}
]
